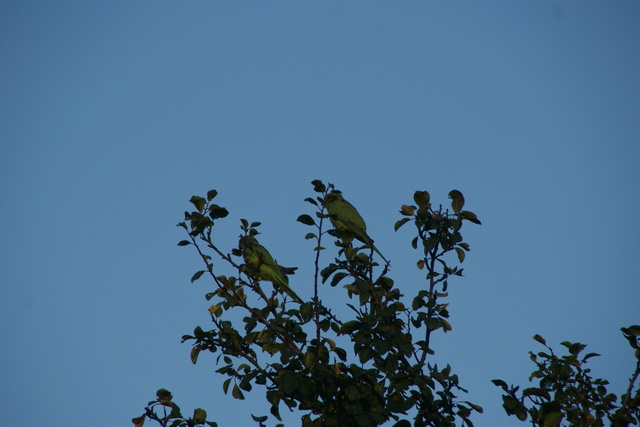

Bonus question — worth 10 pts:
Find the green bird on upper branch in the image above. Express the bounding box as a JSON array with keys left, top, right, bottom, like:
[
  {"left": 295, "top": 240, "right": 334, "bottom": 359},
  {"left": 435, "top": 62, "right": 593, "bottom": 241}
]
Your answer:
[
  {"left": 323, "top": 190, "right": 388, "bottom": 263},
  {"left": 239, "top": 235, "right": 302, "bottom": 303}
]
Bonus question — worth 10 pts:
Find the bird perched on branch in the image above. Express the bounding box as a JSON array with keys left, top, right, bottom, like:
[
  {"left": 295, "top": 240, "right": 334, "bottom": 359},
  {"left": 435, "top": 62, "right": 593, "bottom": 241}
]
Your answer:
[
  {"left": 239, "top": 235, "right": 301, "bottom": 303},
  {"left": 323, "top": 190, "right": 388, "bottom": 263}
]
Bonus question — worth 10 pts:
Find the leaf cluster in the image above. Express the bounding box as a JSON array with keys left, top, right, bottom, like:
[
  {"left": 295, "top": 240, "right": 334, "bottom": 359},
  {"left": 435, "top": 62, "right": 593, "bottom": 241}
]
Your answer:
[
  {"left": 132, "top": 388, "right": 216, "bottom": 427},
  {"left": 136, "top": 181, "right": 639, "bottom": 427},
  {"left": 493, "top": 327, "right": 640, "bottom": 426},
  {"left": 147, "top": 181, "right": 484, "bottom": 426},
  {"left": 394, "top": 189, "right": 481, "bottom": 365}
]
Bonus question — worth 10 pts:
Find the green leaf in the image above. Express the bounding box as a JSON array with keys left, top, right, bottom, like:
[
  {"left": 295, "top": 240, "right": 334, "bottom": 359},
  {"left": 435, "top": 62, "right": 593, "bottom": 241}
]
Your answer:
[
  {"left": 583, "top": 352, "right": 601, "bottom": 361},
  {"left": 339, "top": 321, "right": 360, "bottom": 334},
  {"left": 621, "top": 325, "right": 640, "bottom": 350},
  {"left": 623, "top": 325, "right": 640, "bottom": 334},
  {"left": 193, "top": 408, "right": 207, "bottom": 423},
  {"left": 345, "top": 384, "right": 361, "bottom": 401},
  {"left": 299, "top": 303, "right": 314, "bottom": 323},
  {"left": 190, "top": 347, "right": 200, "bottom": 364},
  {"left": 239, "top": 376, "right": 253, "bottom": 392},
  {"left": 461, "top": 210, "right": 481, "bottom": 225},
  {"left": 492, "top": 379, "right": 508, "bottom": 390},
  {"left": 208, "top": 204, "right": 229, "bottom": 219},
  {"left": 400, "top": 205, "right": 416, "bottom": 216},
  {"left": 132, "top": 415, "right": 145, "bottom": 427},
  {"left": 465, "top": 401, "right": 484, "bottom": 413},
  {"left": 394, "top": 218, "right": 411, "bottom": 231},
  {"left": 193, "top": 326, "right": 205, "bottom": 338},
  {"left": 191, "top": 270, "right": 205, "bottom": 283},
  {"left": 223, "top": 378, "right": 231, "bottom": 394},
  {"left": 449, "top": 190, "right": 464, "bottom": 213},
  {"left": 533, "top": 334, "right": 547, "bottom": 345},
  {"left": 278, "top": 371, "right": 301, "bottom": 394},
  {"left": 334, "top": 347, "right": 347, "bottom": 361},
  {"left": 232, "top": 383, "right": 245, "bottom": 400},
  {"left": 426, "top": 318, "right": 444, "bottom": 332},
  {"left": 417, "top": 205, "right": 430, "bottom": 219},
  {"left": 523, "top": 387, "right": 550, "bottom": 399},
  {"left": 296, "top": 214, "right": 316, "bottom": 226},
  {"left": 311, "top": 179, "right": 326, "bottom": 193},
  {"left": 413, "top": 191, "right": 431, "bottom": 208},
  {"left": 542, "top": 411, "right": 563, "bottom": 427},
  {"left": 454, "top": 247, "right": 465, "bottom": 262},
  {"left": 423, "top": 235, "right": 438, "bottom": 253},
  {"left": 156, "top": 388, "right": 173, "bottom": 403},
  {"left": 190, "top": 196, "right": 206, "bottom": 213},
  {"left": 320, "top": 264, "right": 339, "bottom": 283},
  {"left": 262, "top": 342, "right": 280, "bottom": 355},
  {"left": 502, "top": 395, "right": 520, "bottom": 410},
  {"left": 206, "top": 189, "right": 218, "bottom": 201},
  {"left": 567, "top": 342, "right": 587, "bottom": 356},
  {"left": 304, "top": 197, "right": 318, "bottom": 206},
  {"left": 303, "top": 350, "right": 317, "bottom": 369},
  {"left": 177, "top": 240, "right": 191, "bottom": 246},
  {"left": 330, "top": 272, "right": 349, "bottom": 287}
]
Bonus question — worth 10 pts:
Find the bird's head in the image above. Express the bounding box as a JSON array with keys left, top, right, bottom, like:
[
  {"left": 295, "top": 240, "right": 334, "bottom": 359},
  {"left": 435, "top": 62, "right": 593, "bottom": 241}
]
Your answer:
[
  {"left": 324, "top": 190, "right": 344, "bottom": 205},
  {"left": 239, "top": 235, "right": 258, "bottom": 249}
]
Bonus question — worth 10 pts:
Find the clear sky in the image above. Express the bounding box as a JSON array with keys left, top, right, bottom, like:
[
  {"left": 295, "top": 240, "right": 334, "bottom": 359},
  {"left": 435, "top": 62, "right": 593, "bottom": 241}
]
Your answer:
[{"left": 1, "top": 2, "right": 638, "bottom": 426}]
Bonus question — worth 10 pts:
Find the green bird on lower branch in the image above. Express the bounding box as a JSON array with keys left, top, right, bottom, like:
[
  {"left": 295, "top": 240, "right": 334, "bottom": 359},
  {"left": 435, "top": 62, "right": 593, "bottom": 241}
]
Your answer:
[
  {"left": 323, "top": 190, "right": 388, "bottom": 263},
  {"left": 239, "top": 235, "right": 302, "bottom": 303}
]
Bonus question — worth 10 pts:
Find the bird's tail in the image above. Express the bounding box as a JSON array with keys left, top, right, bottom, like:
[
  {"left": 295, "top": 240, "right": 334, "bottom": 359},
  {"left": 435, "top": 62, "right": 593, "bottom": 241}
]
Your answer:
[{"left": 371, "top": 244, "right": 388, "bottom": 264}]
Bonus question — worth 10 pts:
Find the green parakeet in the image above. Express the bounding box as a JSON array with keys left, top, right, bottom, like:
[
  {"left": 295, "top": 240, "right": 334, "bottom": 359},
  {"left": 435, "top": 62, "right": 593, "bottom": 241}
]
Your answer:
[
  {"left": 324, "top": 191, "right": 388, "bottom": 263},
  {"left": 239, "top": 235, "right": 302, "bottom": 303}
]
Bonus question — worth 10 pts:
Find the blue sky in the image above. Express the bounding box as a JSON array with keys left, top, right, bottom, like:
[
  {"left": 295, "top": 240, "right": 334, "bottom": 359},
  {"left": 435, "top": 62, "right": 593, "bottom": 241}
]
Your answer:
[{"left": 1, "top": 2, "right": 639, "bottom": 426}]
